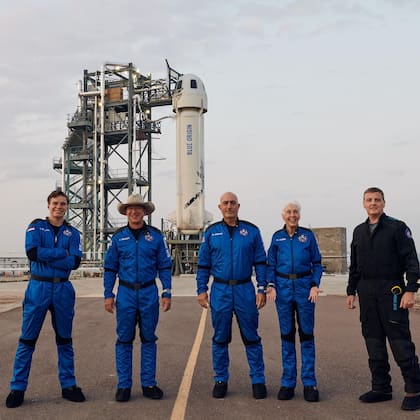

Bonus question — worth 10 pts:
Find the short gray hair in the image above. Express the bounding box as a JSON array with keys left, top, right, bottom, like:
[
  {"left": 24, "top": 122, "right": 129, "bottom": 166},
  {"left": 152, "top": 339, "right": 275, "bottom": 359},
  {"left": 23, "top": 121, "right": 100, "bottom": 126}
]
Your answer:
[{"left": 282, "top": 201, "right": 301, "bottom": 214}]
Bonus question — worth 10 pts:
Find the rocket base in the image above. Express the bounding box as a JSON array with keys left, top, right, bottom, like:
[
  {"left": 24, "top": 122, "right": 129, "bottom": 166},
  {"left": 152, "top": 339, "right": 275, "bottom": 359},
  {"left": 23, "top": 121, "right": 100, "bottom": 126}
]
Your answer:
[{"left": 166, "top": 234, "right": 202, "bottom": 276}]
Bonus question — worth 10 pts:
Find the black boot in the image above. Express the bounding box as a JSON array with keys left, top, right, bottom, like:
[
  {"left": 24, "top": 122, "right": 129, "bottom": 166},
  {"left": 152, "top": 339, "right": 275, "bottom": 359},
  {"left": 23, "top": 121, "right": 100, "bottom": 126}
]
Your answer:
[
  {"left": 212, "top": 381, "right": 228, "bottom": 398},
  {"left": 277, "top": 386, "right": 294, "bottom": 400},
  {"left": 359, "top": 390, "right": 392, "bottom": 403},
  {"left": 62, "top": 386, "right": 86, "bottom": 402},
  {"left": 115, "top": 388, "right": 131, "bottom": 402},
  {"left": 304, "top": 386, "right": 319, "bottom": 402},
  {"left": 6, "top": 390, "right": 25, "bottom": 408},
  {"left": 142, "top": 385, "right": 163, "bottom": 400},
  {"left": 401, "top": 394, "right": 420, "bottom": 411},
  {"left": 252, "top": 383, "right": 267, "bottom": 399}
]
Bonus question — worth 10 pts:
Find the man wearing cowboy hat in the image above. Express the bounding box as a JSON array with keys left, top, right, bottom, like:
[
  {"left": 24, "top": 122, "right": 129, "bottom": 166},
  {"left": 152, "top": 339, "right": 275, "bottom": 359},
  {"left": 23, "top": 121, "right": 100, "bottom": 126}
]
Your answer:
[{"left": 103, "top": 193, "right": 172, "bottom": 402}]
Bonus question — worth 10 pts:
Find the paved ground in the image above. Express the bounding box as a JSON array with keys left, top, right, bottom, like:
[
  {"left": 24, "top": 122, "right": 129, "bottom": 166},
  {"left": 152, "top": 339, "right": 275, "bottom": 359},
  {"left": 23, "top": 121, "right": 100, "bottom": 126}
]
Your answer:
[{"left": 0, "top": 275, "right": 419, "bottom": 420}]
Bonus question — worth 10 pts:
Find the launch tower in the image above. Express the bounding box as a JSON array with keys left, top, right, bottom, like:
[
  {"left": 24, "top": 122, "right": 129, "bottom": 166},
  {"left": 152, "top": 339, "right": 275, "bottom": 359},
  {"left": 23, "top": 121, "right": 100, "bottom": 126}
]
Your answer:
[{"left": 54, "top": 61, "right": 181, "bottom": 261}]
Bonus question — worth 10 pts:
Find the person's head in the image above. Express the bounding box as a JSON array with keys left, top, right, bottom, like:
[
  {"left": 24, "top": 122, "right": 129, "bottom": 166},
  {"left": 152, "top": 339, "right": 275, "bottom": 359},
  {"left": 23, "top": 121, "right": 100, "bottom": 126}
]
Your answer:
[
  {"left": 47, "top": 189, "right": 69, "bottom": 205},
  {"left": 218, "top": 192, "right": 240, "bottom": 226},
  {"left": 47, "top": 190, "right": 69, "bottom": 225},
  {"left": 363, "top": 187, "right": 385, "bottom": 222},
  {"left": 117, "top": 194, "right": 155, "bottom": 228},
  {"left": 282, "top": 201, "right": 301, "bottom": 233}
]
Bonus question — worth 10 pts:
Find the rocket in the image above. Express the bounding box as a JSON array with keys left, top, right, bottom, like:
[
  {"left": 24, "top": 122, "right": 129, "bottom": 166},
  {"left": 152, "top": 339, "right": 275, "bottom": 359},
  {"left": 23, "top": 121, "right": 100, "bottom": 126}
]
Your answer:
[{"left": 169, "top": 74, "right": 212, "bottom": 234}]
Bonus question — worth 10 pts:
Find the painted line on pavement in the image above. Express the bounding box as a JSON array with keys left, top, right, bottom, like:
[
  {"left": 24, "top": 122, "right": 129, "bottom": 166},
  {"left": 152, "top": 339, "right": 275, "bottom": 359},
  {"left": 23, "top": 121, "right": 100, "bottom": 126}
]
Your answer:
[{"left": 170, "top": 307, "right": 208, "bottom": 420}]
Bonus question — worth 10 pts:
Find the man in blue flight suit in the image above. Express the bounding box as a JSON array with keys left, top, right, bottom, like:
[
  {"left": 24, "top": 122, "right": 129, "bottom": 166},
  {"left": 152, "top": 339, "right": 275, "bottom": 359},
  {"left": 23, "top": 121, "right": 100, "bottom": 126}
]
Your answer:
[
  {"left": 104, "top": 194, "right": 172, "bottom": 402},
  {"left": 6, "top": 190, "right": 85, "bottom": 408},
  {"left": 196, "top": 191, "right": 268, "bottom": 399}
]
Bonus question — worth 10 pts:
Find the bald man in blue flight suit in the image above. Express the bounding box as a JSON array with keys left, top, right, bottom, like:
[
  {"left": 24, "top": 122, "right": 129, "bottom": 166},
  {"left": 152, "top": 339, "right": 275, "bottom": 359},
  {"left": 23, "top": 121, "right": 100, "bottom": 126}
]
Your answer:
[
  {"left": 6, "top": 190, "right": 85, "bottom": 409},
  {"left": 104, "top": 194, "right": 172, "bottom": 403},
  {"left": 196, "top": 192, "right": 268, "bottom": 400}
]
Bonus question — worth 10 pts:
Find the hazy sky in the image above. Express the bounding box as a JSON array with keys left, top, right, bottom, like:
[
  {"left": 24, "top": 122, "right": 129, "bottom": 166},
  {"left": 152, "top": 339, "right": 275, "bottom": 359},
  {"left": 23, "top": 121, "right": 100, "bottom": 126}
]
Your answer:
[{"left": 1, "top": 0, "right": 419, "bottom": 256}]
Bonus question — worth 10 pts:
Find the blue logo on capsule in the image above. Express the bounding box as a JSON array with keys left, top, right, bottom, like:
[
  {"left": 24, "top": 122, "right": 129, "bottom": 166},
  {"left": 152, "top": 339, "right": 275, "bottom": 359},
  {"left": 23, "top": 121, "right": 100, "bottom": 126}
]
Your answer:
[{"left": 186, "top": 124, "right": 193, "bottom": 156}]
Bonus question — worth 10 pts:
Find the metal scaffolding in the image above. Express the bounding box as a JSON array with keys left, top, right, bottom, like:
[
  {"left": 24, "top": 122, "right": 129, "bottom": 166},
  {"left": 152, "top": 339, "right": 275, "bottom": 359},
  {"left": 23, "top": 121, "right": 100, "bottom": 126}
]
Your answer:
[{"left": 54, "top": 61, "right": 181, "bottom": 261}]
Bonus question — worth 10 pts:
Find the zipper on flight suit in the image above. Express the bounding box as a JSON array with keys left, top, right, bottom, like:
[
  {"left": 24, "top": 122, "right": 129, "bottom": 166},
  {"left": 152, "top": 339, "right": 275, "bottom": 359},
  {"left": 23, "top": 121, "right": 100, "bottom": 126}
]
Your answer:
[{"left": 289, "top": 234, "right": 295, "bottom": 293}]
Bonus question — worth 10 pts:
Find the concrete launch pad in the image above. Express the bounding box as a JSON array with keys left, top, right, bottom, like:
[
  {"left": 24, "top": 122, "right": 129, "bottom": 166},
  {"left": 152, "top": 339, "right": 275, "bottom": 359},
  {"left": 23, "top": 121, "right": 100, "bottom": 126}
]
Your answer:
[{"left": 0, "top": 276, "right": 419, "bottom": 420}]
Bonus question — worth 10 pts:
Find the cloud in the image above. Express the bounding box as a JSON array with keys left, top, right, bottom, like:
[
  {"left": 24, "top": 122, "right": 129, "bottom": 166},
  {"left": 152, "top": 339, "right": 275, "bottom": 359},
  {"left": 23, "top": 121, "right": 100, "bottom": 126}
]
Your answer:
[
  {"left": 1, "top": 0, "right": 420, "bottom": 255},
  {"left": 12, "top": 113, "right": 64, "bottom": 144},
  {"left": 383, "top": 0, "right": 420, "bottom": 9}
]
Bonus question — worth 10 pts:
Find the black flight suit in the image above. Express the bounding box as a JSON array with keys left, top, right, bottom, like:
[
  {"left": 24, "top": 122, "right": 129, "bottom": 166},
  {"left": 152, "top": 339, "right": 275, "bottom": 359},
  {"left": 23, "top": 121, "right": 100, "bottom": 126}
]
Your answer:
[{"left": 348, "top": 213, "right": 420, "bottom": 393}]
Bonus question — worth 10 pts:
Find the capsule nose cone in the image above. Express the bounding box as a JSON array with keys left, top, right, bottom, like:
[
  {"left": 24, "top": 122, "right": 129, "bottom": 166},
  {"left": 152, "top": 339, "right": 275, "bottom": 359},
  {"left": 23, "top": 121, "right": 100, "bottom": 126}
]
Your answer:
[{"left": 172, "top": 74, "right": 207, "bottom": 112}]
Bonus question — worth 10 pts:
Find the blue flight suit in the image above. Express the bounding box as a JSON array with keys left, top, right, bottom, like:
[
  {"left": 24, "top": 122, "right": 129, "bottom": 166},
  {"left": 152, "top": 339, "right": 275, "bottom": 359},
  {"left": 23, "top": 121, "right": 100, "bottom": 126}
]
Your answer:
[
  {"left": 196, "top": 220, "right": 267, "bottom": 384},
  {"left": 10, "top": 218, "right": 82, "bottom": 391},
  {"left": 267, "top": 226, "right": 323, "bottom": 388},
  {"left": 103, "top": 224, "right": 172, "bottom": 389}
]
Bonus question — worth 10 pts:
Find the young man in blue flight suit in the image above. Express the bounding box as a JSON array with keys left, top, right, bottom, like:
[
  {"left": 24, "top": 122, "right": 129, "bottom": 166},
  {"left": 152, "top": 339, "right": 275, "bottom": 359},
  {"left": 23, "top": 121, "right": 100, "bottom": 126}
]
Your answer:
[
  {"left": 103, "top": 194, "right": 172, "bottom": 402},
  {"left": 6, "top": 190, "right": 85, "bottom": 408},
  {"left": 196, "top": 191, "right": 268, "bottom": 399},
  {"left": 266, "top": 201, "right": 323, "bottom": 402}
]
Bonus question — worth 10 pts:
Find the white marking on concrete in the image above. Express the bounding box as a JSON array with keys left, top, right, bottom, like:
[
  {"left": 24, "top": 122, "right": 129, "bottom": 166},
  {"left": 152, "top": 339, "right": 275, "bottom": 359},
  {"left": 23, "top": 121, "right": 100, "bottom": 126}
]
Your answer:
[{"left": 170, "top": 307, "right": 208, "bottom": 420}]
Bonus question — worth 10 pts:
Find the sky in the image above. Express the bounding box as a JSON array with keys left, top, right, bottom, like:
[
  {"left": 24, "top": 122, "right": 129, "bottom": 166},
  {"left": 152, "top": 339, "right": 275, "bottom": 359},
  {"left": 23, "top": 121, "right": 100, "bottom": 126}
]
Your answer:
[{"left": 0, "top": 0, "right": 419, "bottom": 256}]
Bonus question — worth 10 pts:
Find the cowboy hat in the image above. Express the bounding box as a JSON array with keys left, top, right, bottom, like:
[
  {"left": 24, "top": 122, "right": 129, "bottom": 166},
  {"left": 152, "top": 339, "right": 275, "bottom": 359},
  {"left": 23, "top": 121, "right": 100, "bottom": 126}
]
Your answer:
[{"left": 117, "top": 194, "right": 155, "bottom": 215}]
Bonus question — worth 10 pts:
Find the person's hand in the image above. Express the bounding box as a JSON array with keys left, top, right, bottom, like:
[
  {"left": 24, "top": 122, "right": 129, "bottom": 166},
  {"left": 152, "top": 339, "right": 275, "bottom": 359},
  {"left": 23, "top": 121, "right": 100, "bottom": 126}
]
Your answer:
[
  {"left": 308, "top": 286, "right": 321, "bottom": 303},
  {"left": 400, "top": 291, "right": 416, "bottom": 309},
  {"left": 104, "top": 297, "right": 115, "bottom": 313},
  {"left": 256, "top": 292, "right": 266, "bottom": 309},
  {"left": 347, "top": 295, "right": 356, "bottom": 309},
  {"left": 266, "top": 286, "right": 277, "bottom": 303},
  {"left": 198, "top": 292, "right": 209, "bottom": 308},
  {"left": 161, "top": 297, "right": 171, "bottom": 312}
]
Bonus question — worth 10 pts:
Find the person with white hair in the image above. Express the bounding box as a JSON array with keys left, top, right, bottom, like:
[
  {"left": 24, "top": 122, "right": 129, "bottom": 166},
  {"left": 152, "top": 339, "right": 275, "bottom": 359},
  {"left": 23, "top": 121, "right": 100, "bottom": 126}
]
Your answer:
[
  {"left": 103, "top": 194, "right": 172, "bottom": 402},
  {"left": 267, "top": 201, "right": 323, "bottom": 402}
]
